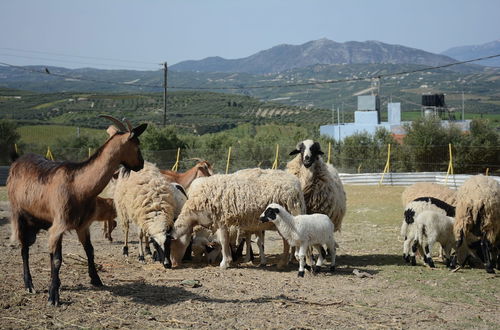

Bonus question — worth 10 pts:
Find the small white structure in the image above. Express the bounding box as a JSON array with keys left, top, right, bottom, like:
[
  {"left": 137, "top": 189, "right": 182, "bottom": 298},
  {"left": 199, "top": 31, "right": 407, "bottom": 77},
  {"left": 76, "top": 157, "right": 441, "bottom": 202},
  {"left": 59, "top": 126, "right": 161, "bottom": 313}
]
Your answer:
[{"left": 320, "top": 95, "right": 471, "bottom": 142}]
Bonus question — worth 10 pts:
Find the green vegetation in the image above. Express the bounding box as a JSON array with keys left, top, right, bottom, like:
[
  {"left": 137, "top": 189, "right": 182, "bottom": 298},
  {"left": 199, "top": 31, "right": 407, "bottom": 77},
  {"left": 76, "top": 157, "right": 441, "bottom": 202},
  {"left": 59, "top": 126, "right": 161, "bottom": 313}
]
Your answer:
[{"left": 0, "top": 120, "right": 20, "bottom": 164}]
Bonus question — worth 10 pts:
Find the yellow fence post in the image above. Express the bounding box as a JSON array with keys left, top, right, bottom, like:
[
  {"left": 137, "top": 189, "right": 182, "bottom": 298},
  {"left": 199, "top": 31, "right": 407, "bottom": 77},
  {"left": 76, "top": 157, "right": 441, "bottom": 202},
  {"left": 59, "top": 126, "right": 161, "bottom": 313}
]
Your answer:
[
  {"left": 45, "top": 146, "right": 54, "bottom": 161},
  {"left": 14, "top": 143, "right": 19, "bottom": 154},
  {"left": 225, "top": 147, "right": 232, "bottom": 174},
  {"left": 271, "top": 144, "right": 280, "bottom": 169},
  {"left": 171, "top": 148, "right": 181, "bottom": 172},
  {"left": 486, "top": 168, "right": 489, "bottom": 176},
  {"left": 88, "top": 147, "right": 92, "bottom": 158},
  {"left": 378, "top": 144, "right": 391, "bottom": 185},
  {"left": 327, "top": 142, "right": 332, "bottom": 165},
  {"left": 445, "top": 144, "right": 454, "bottom": 184}
]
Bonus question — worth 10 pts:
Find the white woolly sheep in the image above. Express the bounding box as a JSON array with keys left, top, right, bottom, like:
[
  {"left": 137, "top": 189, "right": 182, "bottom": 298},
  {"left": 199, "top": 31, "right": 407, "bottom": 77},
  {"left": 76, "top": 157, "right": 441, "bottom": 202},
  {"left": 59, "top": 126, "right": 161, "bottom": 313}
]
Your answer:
[
  {"left": 190, "top": 226, "right": 222, "bottom": 264},
  {"left": 454, "top": 175, "right": 500, "bottom": 273},
  {"left": 408, "top": 210, "right": 456, "bottom": 268},
  {"left": 170, "top": 168, "right": 306, "bottom": 269},
  {"left": 401, "top": 197, "right": 455, "bottom": 265},
  {"left": 259, "top": 203, "right": 336, "bottom": 277},
  {"left": 113, "top": 161, "right": 176, "bottom": 268},
  {"left": 401, "top": 182, "right": 457, "bottom": 207},
  {"left": 286, "top": 139, "right": 346, "bottom": 232}
]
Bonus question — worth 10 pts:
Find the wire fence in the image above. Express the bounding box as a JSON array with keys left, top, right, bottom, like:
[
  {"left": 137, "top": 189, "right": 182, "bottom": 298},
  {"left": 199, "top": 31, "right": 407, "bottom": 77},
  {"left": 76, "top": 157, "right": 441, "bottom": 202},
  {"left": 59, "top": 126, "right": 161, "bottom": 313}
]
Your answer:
[{"left": 7, "top": 143, "right": 499, "bottom": 176}]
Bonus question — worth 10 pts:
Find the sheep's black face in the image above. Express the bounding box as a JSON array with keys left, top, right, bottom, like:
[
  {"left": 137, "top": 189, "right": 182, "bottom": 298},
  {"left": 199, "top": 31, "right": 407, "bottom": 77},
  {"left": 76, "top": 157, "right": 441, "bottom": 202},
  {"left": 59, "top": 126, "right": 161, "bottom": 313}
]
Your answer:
[
  {"left": 259, "top": 207, "right": 279, "bottom": 223},
  {"left": 150, "top": 234, "right": 172, "bottom": 269},
  {"left": 468, "top": 240, "right": 485, "bottom": 263},
  {"left": 404, "top": 209, "right": 415, "bottom": 224},
  {"left": 289, "top": 140, "right": 324, "bottom": 168}
]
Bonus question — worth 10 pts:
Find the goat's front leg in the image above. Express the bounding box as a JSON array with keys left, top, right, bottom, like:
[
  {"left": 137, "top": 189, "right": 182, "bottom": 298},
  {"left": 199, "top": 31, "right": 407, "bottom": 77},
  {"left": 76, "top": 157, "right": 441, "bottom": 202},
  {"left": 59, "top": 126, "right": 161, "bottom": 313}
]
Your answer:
[
  {"left": 218, "top": 226, "right": 232, "bottom": 269},
  {"left": 47, "top": 228, "right": 64, "bottom": 306},
  {"left": 77, "top": 227, "right": 103, "bottom": 286}
]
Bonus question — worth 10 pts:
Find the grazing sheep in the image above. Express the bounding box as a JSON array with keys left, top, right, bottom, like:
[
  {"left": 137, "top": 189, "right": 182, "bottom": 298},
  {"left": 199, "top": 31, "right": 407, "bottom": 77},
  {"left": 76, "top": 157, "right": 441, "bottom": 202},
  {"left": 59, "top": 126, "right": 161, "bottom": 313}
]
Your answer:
[
  {"left": 113, "top": 161, "right": 175, "bottom": 268},
  {"left": 402, "top": 182, "right": 457, "bottom": 207},
  {"left": 401, "top": 198, "right": 455, "bottom": 264},
  {"left": 7, "top": 116, "right": 147, "bottom": 305},
  {"left": 409, "top": 210, "right": 456, "bottom": 268},
  {"left": 170, "top": 168, "right": 306, "bottom": 269},
  {"left": 259, "top": 203, "right": 336, "bottom": 277},
  {"left": 454, "top": 175, "right": 500, "bottom": 273},
  {"left": 286, "top": 140, "right": 346, "bottom": 232},
  {"left": 191, "top": 226, "right": 222, "bottom": 264}
]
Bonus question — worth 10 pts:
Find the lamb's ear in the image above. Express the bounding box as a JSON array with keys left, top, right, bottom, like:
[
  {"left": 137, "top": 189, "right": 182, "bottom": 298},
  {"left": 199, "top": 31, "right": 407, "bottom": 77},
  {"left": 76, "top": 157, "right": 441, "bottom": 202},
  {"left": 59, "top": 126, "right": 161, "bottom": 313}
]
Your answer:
[
  {"left": 273, "top": 207, "right": 280, "bottom": 214},
  {"left": 129, "top": 123, "right": 148, "bottom": 140}
]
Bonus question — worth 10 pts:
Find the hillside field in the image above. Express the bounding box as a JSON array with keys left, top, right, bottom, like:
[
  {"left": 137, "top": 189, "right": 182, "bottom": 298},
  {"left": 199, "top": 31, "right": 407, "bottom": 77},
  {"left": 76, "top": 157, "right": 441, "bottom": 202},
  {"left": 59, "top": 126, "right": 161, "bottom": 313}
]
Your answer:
[{"left": 0, "top": 185, "right": 498, "bottom": 329}]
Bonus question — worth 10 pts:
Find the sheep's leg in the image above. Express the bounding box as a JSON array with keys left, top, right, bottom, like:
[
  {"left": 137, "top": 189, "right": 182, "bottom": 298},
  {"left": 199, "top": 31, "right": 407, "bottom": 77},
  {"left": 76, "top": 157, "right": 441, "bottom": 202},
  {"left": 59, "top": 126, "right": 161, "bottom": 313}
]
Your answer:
[
  {"left": 257, "top": 231, "right": 266, "bottom": 267},
  {"left": 242, "top": 233, "right": 253, "bottom": 262},
  {"left": 423, "top": 242, "right": 435, "bottom": 268},
  {"left": 138, "top": 229, "right": 146, "bottom": 263},
  {"left": 77, "top": 227, "right": 103, "bottom": 287},
  {"left": 278, "top": 236, "right": 290, "bottom": 269},
  {"left": 47, "top": 230, "right": 64, "bottom": 306},
  {"left": 312, "top": 245, "right": 324, "bottom": 273},
  {"left": 410, "top": 240, "right": 418, "bottom": 266},
  {"left": 144, "top": 234, "right": 152, "bottom": 256},
  {"left": 297, "top": 245, "right": 307, "bottom": 277},
  {"left": 218, "top": 227, "right": 232, "bottom": 269},
  {"left": 481, "top": 235, "right": 495, "bottom": 274},
  {"left": 122, "top": 221, "right": 129, "bottom": 257},
  {"left": 402, "top": 237, "right": 411, "bottom": 262},
  {"left": 328, "top": 240, "right": 337, "bottom": 272}
]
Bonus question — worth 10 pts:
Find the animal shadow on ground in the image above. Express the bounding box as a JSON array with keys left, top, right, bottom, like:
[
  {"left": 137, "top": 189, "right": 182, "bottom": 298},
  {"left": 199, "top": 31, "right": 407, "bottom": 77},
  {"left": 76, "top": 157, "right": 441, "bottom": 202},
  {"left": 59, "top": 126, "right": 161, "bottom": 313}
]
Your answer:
[
  {"left": 66, "top": 282, "right": 201, "bottom": 306},
  {"left": 338, "top": 254, "right": 404, "bottom": 267},
  {"left": 0, "top": 217, "right": 8, "bottom": 229}
]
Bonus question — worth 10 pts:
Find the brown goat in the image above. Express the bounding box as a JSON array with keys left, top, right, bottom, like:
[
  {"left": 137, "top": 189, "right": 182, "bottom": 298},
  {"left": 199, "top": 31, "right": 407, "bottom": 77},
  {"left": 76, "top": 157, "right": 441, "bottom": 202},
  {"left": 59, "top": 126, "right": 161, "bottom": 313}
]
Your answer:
[
  {"left": 7, "top": 116, "right": 147, "bottom": 306},
  {"left": 92, "top": 196, "right": 118, "bottom": 242},
  {"left": 160, "top": 159, "right": 214, "bottom": 190}
]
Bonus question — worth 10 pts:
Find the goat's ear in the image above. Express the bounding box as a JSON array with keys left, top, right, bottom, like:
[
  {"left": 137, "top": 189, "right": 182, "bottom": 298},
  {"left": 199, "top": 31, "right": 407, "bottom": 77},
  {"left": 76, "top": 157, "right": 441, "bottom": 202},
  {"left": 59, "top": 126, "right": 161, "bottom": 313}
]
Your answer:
[
  {"left": 106, "top": 125, "right": 119, "bottom": 137},
  {"left": 129, "top": 123, "right": 148, "bottom": 140}
]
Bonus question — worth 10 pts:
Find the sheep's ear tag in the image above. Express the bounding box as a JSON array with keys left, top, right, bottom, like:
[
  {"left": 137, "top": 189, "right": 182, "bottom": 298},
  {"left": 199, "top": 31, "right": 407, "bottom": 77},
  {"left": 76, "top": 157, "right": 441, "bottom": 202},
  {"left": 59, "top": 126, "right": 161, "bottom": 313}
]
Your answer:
[{"left": 129, "top": 123, "right": 148, "bottom": 140}]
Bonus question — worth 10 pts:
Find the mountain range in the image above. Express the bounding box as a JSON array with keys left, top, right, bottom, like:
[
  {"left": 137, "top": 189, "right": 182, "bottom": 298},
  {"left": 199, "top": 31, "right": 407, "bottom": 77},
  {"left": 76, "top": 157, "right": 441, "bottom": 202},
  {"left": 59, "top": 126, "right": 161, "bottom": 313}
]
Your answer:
[
  {"left": 170, "top": 39, "right": 460, "bottom": 74},
  {"left": 442, "top": 40, "right": 500, "bottom": 67}
]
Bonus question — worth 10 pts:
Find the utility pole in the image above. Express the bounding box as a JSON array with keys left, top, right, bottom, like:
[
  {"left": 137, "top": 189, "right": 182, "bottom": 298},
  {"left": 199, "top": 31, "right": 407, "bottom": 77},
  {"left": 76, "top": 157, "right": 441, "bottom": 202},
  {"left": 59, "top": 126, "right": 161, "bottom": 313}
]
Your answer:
[
  {"left": 462, "top": 91, "right": 465, "bottom": 121},
  {"left": 163, "top": 62, "right": 168, "bottom": 127}
]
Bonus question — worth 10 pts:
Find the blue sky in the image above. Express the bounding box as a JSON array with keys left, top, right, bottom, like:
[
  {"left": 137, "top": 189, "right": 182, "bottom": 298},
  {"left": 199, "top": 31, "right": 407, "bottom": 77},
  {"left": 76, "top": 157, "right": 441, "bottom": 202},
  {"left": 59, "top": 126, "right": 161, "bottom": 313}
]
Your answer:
[{"left": 0, "top": 0, "right": 499, "bottom": 70}]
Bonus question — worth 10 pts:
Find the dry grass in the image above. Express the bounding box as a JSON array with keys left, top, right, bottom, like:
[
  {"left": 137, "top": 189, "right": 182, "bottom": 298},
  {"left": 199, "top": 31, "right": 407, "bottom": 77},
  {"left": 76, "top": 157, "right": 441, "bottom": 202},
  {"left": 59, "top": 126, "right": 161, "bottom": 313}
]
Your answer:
[{"left": 0, "top": 184, "right": 498, "bottom": 329}]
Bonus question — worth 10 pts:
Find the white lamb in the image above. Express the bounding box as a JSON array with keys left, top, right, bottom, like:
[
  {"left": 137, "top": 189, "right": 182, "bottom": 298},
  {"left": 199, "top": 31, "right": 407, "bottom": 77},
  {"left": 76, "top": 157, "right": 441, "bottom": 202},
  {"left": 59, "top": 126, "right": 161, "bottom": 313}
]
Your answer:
[
  {"left": 259, "top": 203, "right": 336, "bottom": 277},
  {"left": 401, "top": 198, "right": 455, "bottom": 265},
  {"left": 409, "top": 210, "right": 456, "bottom": 268}
]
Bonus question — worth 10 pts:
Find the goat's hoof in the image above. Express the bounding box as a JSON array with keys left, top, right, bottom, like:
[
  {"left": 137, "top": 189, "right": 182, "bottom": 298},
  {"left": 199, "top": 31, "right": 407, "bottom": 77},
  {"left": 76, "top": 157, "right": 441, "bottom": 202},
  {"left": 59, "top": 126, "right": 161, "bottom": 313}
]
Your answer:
[
  {"left": 47, "top": 293, "right": 60, "bottom": 307},
  {"left": 26, "top": 285, "right": 36, "bottom": 294},
  {"left": 91, "top": 278, "right": 103, "bottom": 287},
  {"left": 297, "top": 271, "right": 305, "bottom": 277},
  {"left": 138, "top": 255, "right": 145, "bottom": 263},
  {"left": 403, "top": 254, "right": 410, "bottom": 263},
  {"left": 163, "top": 261, "right": 172, "bottom": 269},
  {"left": 330, "top": 265, "right": 336, "bottom": 272},
  {"left": 410, "top": 256, "right": 416, "bottom": 266},
  {"left": 313, "top": 266, "right": 321, "bottom": 274}
]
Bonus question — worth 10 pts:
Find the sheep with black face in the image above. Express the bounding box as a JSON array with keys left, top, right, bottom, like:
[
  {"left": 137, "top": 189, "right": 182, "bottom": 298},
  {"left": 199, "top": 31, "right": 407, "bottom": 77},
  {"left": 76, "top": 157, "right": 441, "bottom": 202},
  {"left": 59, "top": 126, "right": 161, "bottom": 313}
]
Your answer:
[{"left": 286, "top": 140, "right": 346, "bottom": 232}]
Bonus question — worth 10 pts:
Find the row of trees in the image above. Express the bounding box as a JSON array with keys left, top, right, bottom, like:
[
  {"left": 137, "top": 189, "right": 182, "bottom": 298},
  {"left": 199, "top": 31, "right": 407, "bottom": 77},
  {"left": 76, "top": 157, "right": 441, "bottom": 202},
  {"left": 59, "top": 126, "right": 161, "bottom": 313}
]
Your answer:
[{"left": 1, "top": 118, "right": 499, "bottom": 175}]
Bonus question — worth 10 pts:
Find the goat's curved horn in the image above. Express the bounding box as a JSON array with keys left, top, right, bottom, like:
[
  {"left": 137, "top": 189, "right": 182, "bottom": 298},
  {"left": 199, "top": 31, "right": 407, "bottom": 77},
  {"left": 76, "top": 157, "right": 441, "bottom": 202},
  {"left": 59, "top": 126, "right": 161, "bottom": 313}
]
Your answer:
[
  {"left": 124, "top": 118, "right": 133, "bottom": 132},
  {"left": 100, "top": 115, "right": 127, "bottom": 132}
]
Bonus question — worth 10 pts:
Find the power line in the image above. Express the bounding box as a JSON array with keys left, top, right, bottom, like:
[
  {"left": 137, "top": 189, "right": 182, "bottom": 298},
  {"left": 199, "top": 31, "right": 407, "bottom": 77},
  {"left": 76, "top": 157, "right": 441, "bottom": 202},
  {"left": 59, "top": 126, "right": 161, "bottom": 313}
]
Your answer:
[
  {"left": 0, "top": 53, "right": 499, "bottom": 91},
  {"left": 0, "top": 47, "right": 159, "bottom": 65}
]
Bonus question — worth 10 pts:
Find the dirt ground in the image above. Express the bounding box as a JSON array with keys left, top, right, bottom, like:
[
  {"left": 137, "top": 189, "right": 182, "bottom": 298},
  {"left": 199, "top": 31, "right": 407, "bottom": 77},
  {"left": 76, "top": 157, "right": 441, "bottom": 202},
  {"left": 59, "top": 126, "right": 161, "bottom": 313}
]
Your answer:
[{"left": 0, "top": 185, "right": 499, "bottom": 329}]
